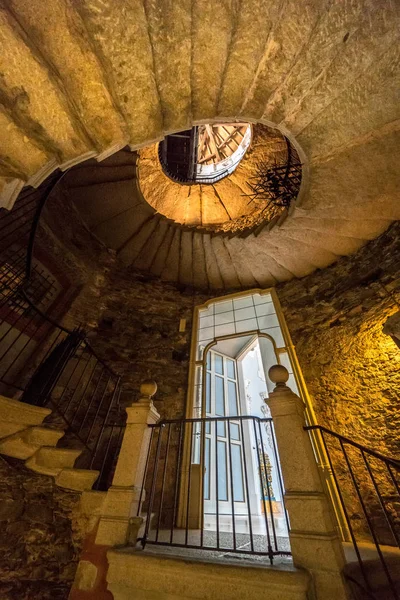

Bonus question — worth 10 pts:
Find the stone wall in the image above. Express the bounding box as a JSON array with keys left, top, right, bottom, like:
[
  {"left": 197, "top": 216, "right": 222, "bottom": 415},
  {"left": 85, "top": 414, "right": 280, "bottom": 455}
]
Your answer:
[
  {"left": 278, "top": 221, "right": 400, "bottom": 458},
  {"left": 39, "top": 192, "right": 400, "bottom": 544},
  {"left": 278, "top": 221, "right": 400, "bottom": 543},
  {"left": 43, "top": 192, "right": 400, "bottom": 447},
  {"left": 39, "top": 187, "right": 116, "bottom": 327},
  {"left": 69, "top": 266, "right": 209, "bottom": 417},
  {"left": 0, "top": 457, "right": 83, "bottom": 600}
]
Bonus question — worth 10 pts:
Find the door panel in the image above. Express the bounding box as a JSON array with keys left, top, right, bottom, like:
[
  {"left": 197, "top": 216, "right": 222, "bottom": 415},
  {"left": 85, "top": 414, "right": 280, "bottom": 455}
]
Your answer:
[{"left": 204, "top": 351, "right": 248, "bottom": 515}]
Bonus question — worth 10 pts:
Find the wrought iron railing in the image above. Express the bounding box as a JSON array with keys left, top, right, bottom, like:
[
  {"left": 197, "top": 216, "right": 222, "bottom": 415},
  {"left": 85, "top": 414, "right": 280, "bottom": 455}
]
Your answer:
[
  {"left": 305, "top": 425, "right": 400, "bottom": 600},
  {"left": 244, "top": 137, "right": 302, "bottom": 218},
  {"left": 0, "top": 173, "right": 126, "bottom": 490},
  {"left": 137, "top": 415, "right": 291, "bottom": 563}
]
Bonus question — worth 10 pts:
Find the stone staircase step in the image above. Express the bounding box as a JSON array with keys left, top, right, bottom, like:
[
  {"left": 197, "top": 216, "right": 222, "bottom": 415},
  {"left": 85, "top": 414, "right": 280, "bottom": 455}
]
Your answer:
[
  {"left": 151, "top": 225, "right": 175, "bottom": 277},
  {"left": 292, "top": 211, "right": 392, "bottom": 240},
  {"left": 0, "top": 395, "right": 102, "bottom": 493},
  {"left": 65, "top": 167, "right": 136, "bottom": 188},
  {"left": 223, "top": 238, "right": 259, "bottom": 288},
  {"left": 134, "top": 219, "right": 170, "bottom": 271},
  {"left": 244, "top": 234, "right": 295, "bottom": 283},
  {"left": 202, "top": 233, "right": 224, "bottom": 290},
  {"left": 4, "top": 0, "right": 127, "bottom": 159},
  {"left": 225, "top": 237, "right": 268, "bottom": 287},
  {"left": 161, "top": 227, "right": 181, "bottom": 282},
  {"left": 26, "top": 447, "right": 82, "bottom": 477},
  {"left": 0, "top": 5, "right": 96, "bottom": 167},
  {"left": 183, "top": 187, "right": 202, "bottom": 227},
  {"left": 270, "top": 230, "right": 339, "bottom": 268},
  {"left": 179, "top": 230, "right": 194, "bottom": 287},
  {"left": 254, "top": 232, "right": 316, "bottom": 278},
  {"left": 0, "top": 395, "right": 51, "bottom": 439},
  {"left": 144, "top": 0, "right": 191, "bottom": 133},
  {"left": 200, "top": 186, "right": 232, "bottom": 226},
  {"left": 95, "top": 150, "right": 136, "bottom": 167},
  {"left": 56, "top": 468, "right": 100, "bottom": 492},
  {"left": 94, "top": 203, "right": 155, "bottom": 251},
  {"left": 69, "top": 180, "right": 139, "bottom": 230},
  {"left": 192, "top": 232, "right": 209, "bottom": 289},
  {"left": 277, "top": 222, "right": 365, "bottom": 256},
  {"left": 191, "top": 0, "right": 235, "bottom": 121},
  {"left": 216, "top": 0, "right": 283, "bottom": 118},
  {"left": 0, "top": 426, "right": 64, "bottom": 460},
  {"left": 73, "top": 0, "right": 163, "bottom": 146},
  {"left": 210, "top": 236, "right": 241, "bottom": 290},
  {"left": 244, "top": 2, "right": 326, "bottom": 120},
  {"left": 24, "top": 426, "right": 64, "bottom": 447},
  {"left": 119, "top": 215, "right": 161, "bottom": 266}
]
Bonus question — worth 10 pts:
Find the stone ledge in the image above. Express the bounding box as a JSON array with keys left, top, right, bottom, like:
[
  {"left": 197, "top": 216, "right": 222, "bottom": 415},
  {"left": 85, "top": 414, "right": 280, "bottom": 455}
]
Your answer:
[
  {"left": 107, "top": 549, "right": 310, "bottom": 600},
  {"left": 0, "top": 395, "right": 51, "bottom": 427}
]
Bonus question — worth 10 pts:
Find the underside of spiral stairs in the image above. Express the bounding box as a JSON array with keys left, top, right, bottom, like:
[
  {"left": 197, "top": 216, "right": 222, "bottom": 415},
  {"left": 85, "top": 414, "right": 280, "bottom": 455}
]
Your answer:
[{"left": 0, "top": 0, "right": 399, "bottom": 290}]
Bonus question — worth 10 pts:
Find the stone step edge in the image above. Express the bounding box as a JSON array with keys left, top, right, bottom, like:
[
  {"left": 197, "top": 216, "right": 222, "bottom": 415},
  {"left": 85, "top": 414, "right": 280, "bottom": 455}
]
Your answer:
[{"left": 0, "top": 426, "right": 64, "bottom": 460}]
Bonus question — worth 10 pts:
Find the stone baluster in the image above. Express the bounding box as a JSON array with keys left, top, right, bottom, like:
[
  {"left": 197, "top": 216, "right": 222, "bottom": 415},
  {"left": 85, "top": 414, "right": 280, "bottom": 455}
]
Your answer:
[
  {"left": 96, "top": 380, "right": 160, "bottom": 546},
  {"left": 266, "top": 365, "right": 350, "bottom": 600}
]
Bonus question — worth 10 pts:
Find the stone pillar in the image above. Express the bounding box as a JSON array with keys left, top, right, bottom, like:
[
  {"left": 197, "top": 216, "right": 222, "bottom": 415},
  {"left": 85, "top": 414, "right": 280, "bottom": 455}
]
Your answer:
[
  {"left": 267, "top": 365, "right": 350, "bottom": 600},
  {"left": 96, "top": 380, "right": 160, "bottom": 546}
]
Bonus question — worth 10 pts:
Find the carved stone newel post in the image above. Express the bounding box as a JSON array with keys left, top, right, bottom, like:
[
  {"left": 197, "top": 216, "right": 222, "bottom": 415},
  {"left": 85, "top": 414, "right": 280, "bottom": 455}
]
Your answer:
[
  {"left": 267, "top": 365, "right": 350, "bottom": 600},
  {"left": 96, "top": 380, "right": 160, "bottom": 546}
]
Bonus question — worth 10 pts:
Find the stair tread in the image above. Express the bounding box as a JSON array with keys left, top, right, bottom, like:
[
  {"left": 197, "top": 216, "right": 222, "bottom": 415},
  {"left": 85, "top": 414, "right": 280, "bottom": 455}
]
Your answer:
[
  {"left": 269, "top": 229, "right": 339, "bottom": 268},
  {"left": 151, "top": 225, "right": 175, "bottom": 277},
  {"left": 277, "top": 222, "right": 365, "bottom": 256},
  {"left": 253, "top": 232, "right": 316, "bottom": 278},
  {"left": 69, "top": 179, "right": 140, "bottom": 229},
  {"left": 66, "top": 170, "right": 136, "bottom": 189},
  {"left": 222, "top": 238, "right": 259, "bottom": 289},
  {"left": 73, "top": 0, "right": 163, "bottom": 145},
  {"left": 161, "top": 227, "right": 181, "bottom": 282},
  {"left": 202, "top": 233, "right": 224, "bottom": 290},
  {"left": 192, "top": 232, "right": 209, "bottom": 289},
  {"left": 134, "top": 220, "right": 170, "bottom": 270},
  {"left": 179, "top": 231, "right": 193, "bottom": 287},
  {"left": 119, "top": 215, "right": 161, "bottom": 266},
  {"left": 94, "top": 204, "right": 155, "bottom": 251},
  {"left": 144, "top": 0, "right": 191, "bottom": 133},
  {"left": 226, "top": 237, "right": 277, "bottom": 287},
  {"left": 210, "top": 236, "right": 241, "bottom": 290}
]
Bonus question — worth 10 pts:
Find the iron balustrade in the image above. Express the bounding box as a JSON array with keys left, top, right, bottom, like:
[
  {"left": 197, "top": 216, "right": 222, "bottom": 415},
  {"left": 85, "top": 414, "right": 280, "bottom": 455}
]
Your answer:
[
  {"left": 305, "top": 425, "right": 400, "bottom": 600},
  {"left": 0, "top": 171, "right": 126, "bottom": 490},
  {"left": 137, "top": 415, "right": 291, "bottom": 563}
]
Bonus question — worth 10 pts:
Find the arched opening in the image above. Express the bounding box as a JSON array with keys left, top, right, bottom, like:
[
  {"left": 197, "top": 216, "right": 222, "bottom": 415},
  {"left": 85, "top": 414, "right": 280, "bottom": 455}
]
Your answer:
[{"left": 158, "top": 123, "right": 252, "bottom": 184}]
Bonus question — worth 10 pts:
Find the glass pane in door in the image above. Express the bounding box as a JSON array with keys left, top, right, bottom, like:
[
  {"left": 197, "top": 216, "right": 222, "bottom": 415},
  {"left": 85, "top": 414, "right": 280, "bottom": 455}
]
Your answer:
[
  {"left": 217, "top": 440, "right": 228, "bottom": 501},
  {"left": 215, "top": 376, "right": 225, "bottom": 415},
  {"left": 228, "top": 380, "right": 238, "bottom": 415},
  {"left": 231, "top": 444, "right": 245, "bottom": 502},
  {"left": 204, "top": 437, "right": 210, "bottom": 500}
]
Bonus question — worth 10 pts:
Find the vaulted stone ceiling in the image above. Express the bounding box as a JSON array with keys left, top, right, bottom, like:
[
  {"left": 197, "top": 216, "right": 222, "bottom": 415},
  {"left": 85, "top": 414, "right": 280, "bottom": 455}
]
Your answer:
[{"left": 1, "top": 0, "right": 399, "bottom": 289}]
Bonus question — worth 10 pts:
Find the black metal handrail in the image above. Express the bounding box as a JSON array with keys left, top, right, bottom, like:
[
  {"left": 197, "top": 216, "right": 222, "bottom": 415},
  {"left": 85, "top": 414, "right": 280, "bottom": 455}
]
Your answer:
[
  {"left": 305, "top": 425, "right": 400, "bottom": 600},
  {"left": 137, "top": 415, "right": 291, "bottom": 563},
  {"left": 306, "top": 425, "right": 400, "bottom": 470},
  {"left": 0, "top": 172, "right": 126, "bottom": 490}
]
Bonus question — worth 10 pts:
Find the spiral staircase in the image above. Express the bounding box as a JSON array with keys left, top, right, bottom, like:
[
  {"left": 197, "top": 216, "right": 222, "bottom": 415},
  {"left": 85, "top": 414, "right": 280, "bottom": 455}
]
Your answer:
[{"left": 0, "top": 0, "right": 399, "bottom": 291}]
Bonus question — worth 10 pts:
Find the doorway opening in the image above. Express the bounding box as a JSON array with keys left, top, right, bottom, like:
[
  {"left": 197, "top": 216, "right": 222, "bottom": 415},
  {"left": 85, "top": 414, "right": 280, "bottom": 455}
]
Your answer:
[{"left": 201, "top": 340, "right": 288, "bottom": 547}]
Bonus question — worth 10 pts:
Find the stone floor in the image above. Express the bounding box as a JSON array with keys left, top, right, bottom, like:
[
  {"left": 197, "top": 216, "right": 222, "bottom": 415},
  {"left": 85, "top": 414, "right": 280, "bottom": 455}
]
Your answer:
[{"left": 143, "top": 512, "right": 291, "bottom": 565}]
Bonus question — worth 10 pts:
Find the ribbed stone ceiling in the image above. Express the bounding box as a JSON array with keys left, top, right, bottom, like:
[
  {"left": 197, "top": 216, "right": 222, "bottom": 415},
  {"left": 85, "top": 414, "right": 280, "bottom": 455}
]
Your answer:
[{"left": 0, "top": 0, "right": 399, "bottom": 290}]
